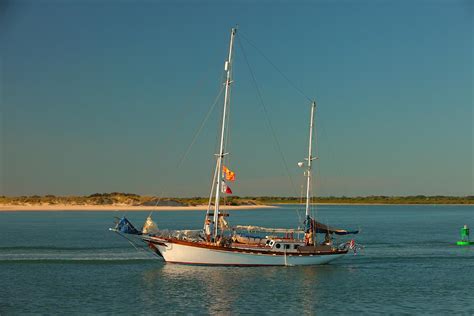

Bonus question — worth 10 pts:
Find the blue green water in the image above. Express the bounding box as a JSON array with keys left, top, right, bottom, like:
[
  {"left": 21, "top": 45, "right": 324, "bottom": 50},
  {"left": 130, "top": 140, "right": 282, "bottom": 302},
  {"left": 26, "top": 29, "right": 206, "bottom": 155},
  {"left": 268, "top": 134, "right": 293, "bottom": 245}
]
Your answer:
[{"left": 1, "top": 205, "right": 473, "bottom": 314}]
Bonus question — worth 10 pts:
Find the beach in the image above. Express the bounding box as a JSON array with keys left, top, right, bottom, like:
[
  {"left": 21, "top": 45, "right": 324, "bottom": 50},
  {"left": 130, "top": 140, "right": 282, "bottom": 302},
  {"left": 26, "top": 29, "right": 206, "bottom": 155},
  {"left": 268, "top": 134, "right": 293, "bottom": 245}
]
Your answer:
[
  {"left": 0, "top": 204, "right": 277, "bottom": 212},
  {"left": 1, "top": 203, "right": 471, "bottom": 211}
]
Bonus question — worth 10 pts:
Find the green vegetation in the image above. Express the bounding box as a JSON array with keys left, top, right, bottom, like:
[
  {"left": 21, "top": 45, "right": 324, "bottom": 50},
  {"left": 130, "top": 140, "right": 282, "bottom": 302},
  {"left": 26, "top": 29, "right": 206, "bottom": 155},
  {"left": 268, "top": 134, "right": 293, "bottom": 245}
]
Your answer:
[
  {"left": 250, "top": 195, "right": 474, "bottom": 205},
  {"left": 0, "top": 193, "right": 472, "bottom": 206}
]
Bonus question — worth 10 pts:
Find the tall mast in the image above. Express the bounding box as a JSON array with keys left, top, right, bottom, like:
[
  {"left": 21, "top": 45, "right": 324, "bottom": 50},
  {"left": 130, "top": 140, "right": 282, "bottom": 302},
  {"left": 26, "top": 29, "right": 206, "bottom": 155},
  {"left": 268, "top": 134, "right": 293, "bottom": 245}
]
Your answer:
[
  {"left": 213, "top": 27, "right": 237, "bottom": 239},
  {"left": 305, "top": 101, "right": 316, "bottom": 220}
]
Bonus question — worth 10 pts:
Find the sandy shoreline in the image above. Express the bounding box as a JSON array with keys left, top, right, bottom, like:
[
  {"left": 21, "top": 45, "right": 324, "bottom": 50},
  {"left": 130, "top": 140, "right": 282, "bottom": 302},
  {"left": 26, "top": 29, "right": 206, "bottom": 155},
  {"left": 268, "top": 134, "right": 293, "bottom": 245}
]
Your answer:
[
  {"left": 274, "top": 203, "right": 473, "bottom": 206},
  {"left": 0, "top": 204, "right": 277, "bottom": 212},
  {"left": 1, "top": 203, "right": 471, "bottom": 211}
]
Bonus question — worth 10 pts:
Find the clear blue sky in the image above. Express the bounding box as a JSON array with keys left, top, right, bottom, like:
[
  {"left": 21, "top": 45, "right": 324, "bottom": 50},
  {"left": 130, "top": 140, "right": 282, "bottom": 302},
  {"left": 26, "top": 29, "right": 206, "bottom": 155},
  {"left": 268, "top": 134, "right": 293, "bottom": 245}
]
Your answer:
[{"left": 1, "top": 0, "right": 472, "bottom": 197}]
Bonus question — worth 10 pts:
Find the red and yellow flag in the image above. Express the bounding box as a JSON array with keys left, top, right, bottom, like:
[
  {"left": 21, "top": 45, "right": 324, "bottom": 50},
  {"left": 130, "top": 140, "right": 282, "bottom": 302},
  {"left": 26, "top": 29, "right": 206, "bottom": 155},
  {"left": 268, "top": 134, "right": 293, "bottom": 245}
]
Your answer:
[{"left": 222, "top": 166, "right": 236, "bottom": 182}]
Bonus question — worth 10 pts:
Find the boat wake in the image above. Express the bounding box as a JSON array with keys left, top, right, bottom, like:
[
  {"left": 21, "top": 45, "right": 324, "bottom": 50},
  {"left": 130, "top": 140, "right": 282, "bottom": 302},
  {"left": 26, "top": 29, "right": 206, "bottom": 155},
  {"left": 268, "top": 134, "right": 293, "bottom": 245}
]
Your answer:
[
  {"left": 0, "top": 247, "right": 158, "bottom": 263},
  {"left": 0, "top": 246, "right": 127, "bottom": 251}
]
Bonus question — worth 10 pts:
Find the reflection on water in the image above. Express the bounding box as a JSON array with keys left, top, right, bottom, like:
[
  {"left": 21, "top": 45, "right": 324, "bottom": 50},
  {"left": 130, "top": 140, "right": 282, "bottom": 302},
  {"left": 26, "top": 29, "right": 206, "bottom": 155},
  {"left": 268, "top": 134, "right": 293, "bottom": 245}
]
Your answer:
[
  {"left": 160, "top": 264, "right": 238, "bottom": 314},
  {"left": 138, "top": 263, "right": 346, "bottom": 314}
]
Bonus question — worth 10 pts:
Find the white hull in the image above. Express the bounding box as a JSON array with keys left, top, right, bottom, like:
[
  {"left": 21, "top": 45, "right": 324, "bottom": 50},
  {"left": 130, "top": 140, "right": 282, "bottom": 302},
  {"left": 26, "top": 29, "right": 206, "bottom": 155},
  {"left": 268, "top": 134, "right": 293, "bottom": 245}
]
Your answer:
[{"left": 150, "top": 239, "right": 346, "bottom": 266}]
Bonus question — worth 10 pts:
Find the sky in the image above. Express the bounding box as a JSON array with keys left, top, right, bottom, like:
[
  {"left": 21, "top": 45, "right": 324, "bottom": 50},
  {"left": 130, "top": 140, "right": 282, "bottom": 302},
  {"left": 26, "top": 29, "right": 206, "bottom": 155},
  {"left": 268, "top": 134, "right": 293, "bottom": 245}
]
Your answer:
[{"left": 0, "top": 0, "right": 472, "bottom": 197}]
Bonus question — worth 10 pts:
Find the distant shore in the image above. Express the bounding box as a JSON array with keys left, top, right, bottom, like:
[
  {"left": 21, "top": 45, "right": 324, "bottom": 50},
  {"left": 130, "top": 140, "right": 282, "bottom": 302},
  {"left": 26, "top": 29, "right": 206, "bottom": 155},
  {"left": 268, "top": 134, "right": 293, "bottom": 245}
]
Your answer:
[
  {"left": 1, "top": 202, "right": 472, "bottom": 212},
  {"left": 1, "top": 193, "right": 472, "bottom": 211},
  {"left": 0, "top": 204, "right": 276, "bottom": 212}
]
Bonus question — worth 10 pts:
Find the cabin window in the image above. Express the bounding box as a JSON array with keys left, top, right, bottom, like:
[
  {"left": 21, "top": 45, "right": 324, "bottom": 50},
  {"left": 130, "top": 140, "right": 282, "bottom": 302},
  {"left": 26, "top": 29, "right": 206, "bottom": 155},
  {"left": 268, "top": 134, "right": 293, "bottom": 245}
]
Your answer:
[
  {"left": 285, "top": 244, "right": 290, "bottom": 249},
  {"left": 294, "top": 245, "right": 299, "bottom": 249},
  {"left": 275, "top": 243, "right": 281, "bottom": 249}
]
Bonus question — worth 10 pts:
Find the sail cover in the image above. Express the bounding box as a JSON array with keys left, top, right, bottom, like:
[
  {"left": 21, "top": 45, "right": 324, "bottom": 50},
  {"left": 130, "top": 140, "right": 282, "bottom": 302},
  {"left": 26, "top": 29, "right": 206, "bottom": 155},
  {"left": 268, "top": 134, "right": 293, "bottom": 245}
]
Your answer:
[
  {"left": 233, "top": 225, "right": 303, "bottom": 234},
  {"left": 233, "top": 221, "right": 358, "bottom": 235},
  {"left": 115, "top": 217, "right": 141, "bottom": 235},
  {"left": 142, "top": 215, "right": 159, "bottom": 234},
  {"left": 312, "top": 221, "right": 359, "bottom": 235}
]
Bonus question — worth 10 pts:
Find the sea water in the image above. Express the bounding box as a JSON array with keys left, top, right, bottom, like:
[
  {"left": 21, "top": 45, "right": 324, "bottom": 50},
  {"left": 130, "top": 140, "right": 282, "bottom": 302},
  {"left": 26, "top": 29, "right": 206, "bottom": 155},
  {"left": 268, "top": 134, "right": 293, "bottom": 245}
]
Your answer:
[{"left": 0, "top": 205, "right": 473, "bottom": 314}]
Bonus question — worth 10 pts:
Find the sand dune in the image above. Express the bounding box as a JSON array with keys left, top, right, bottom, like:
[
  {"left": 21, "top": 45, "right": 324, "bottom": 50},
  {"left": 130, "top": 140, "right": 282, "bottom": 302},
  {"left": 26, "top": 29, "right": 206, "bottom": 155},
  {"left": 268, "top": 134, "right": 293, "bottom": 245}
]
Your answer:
[{"left": 0, "top": 204, "right": 276, "bottom": 212}]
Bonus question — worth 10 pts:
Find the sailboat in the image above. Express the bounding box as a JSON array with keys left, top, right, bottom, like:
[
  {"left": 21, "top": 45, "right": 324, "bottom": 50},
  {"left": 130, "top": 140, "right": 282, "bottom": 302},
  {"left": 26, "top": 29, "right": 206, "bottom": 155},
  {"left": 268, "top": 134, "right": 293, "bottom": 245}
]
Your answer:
[{"left": 112, "top": 27, "right": 358, "bottom": 266}]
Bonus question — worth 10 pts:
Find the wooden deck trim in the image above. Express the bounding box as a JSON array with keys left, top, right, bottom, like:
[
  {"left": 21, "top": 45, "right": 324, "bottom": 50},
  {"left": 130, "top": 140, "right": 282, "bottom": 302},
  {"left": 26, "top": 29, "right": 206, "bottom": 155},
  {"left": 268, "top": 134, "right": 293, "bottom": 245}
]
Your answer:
[{"left": 147, "top": 237, "right": 348, "bottom": 257}]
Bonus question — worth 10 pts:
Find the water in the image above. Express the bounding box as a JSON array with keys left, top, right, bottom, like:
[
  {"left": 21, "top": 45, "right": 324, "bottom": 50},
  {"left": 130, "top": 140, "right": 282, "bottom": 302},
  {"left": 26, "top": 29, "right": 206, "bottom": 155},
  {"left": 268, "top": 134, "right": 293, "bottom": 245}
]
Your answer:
[{"left": 1, "top": 205, "right": 473, "bottom": 314}]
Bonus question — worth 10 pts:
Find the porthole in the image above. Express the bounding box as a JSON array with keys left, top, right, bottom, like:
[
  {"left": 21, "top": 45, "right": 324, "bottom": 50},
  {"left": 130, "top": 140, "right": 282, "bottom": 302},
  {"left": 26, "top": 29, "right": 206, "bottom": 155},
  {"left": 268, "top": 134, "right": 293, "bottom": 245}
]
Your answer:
[{"left": 276, "top": 243, "right": 281, "bottom": 249}]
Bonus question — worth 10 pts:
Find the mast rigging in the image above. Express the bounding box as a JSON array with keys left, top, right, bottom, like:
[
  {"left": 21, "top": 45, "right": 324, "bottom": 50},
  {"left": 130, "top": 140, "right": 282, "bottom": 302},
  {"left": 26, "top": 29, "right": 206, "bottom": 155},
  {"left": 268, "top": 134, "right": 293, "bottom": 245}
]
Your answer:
[{"left": 212, "top": 27, "right": 237, "bottom": 240}]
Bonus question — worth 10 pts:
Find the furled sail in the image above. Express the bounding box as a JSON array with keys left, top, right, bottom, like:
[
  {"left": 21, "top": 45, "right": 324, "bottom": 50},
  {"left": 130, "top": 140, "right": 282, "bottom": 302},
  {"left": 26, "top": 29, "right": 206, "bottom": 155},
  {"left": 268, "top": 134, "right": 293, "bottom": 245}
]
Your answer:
[
  {"left": 142, "top": 215, "right": 159, "bottom": 235},
  {"left": 311, "top": 220, "right": 359, "bottom": 235},
  {"left": 234, "top": 221, "right": 358, "bottom": 235},
  {"left": 115, "top": 216, "right": 141, "bottom": 235},
  {"left": 233, "top": 225, "right": 304, "bottom": 234}
]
